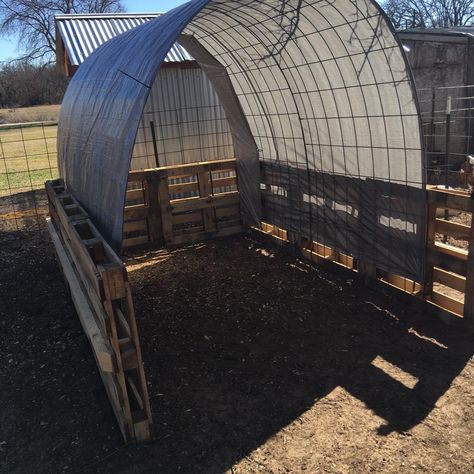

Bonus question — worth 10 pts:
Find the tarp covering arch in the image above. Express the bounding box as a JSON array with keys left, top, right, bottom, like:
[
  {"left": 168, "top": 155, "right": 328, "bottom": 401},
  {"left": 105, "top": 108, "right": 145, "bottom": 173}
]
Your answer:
[{"left": 58, "top": 0, "right": 426, "bottom": 280}]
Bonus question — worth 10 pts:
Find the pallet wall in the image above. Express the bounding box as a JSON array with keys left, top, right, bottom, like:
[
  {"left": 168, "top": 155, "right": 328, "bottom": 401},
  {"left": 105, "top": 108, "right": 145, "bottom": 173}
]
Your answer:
[
  {"left": 45, "top": 179, "right": 153, "bottom": 443},
  {"left": 123, "top": 158, "right": 243, "bottom": 249},
  {"left": 258, "top": 186, "right": 474, "bottom": 330}
]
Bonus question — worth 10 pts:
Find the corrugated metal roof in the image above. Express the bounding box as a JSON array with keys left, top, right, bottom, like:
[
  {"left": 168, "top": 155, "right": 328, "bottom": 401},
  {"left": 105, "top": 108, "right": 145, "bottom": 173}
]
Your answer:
[
  {"left": 399, "top": 26, "right": 474, "bottom": 38},
  {"left": 55, "top": 13, "right": 194, "bottom": 65}
]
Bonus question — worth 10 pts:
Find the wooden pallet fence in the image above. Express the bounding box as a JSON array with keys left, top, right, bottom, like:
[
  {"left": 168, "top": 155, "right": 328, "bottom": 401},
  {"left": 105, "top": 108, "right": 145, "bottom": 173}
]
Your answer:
[
  {"left": 425, "top": 186, "right": 474, "bottom": 324},
  {"left": 257, "top": 186, "right": 474, "bottom": 327},
  {"left": 124, "top": 158, "right": 243, "bottom": 249},
  {"left": 45, "top": 179, "right": 153, "bottom": 443}
]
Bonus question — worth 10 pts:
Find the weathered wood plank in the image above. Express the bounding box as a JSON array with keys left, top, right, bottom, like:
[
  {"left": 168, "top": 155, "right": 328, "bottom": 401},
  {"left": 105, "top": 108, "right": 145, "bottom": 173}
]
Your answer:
[
  {"left": 128, "top": 158, "right": 236, "bottom": 181},
  {"left": 198, "top": 170, "right": 217, "bottom": 232},
  {"left": 427, "top": 187, "right": 474, "bottom": 212},
  {"left": 431, "top": 290, "right": 464, "bottom": 317},
  {"left": 435, "top": 218, "right": 470, "bottom": 240},
  {"left": 172, "top": 211, "right": 203, "bottom": 226},
  {"left": 123, "top": 235, "right": 149, "bottom": 249},
  {"left": 126, "top": 189, "right": 145, "bottom": 203},
  {"left": 427, "top": 247, "right": 467, "bottom": 276},
  {"left": 168, "top": 181, "right": 199, "bottom": 195},
  {"left": 171, "top": 224, "right": 243, "bottom": 246},
  {"left": 47, "top": 218, "right": 114, "bottom": 374},
  {"left": 171, "top": 191, "right": 240, "bottom": 213},
  {"left": 123, "top": 220, "right": 148, "bottom": 234},
  {"left": 433, "top": 241, "right": 468, "bottom": 261},
  {"left": 433, "top": 267, "right": 466, "bottom": 293}
]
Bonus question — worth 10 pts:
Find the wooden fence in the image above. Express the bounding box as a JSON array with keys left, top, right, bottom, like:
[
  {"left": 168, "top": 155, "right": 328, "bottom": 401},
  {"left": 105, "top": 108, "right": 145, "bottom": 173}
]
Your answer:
[
  {"left": 259, "top": 186, "right": 474, "bottom": 329},
  {"left": 45, "top": 179, "right": 152, "bottom": 443},
  {"left": 123, "top": 158, "right": 243, "bottom": 249},
  {"left": 425, "top": 186, "right": 474, "bottom": 322}
]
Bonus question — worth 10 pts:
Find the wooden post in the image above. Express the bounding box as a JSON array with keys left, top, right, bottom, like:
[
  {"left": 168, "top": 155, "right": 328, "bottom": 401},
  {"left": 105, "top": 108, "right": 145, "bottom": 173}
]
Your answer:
[
  {"left": 424, "top": 203, "right": 438, "bottom": 299},
  {"left": 145, "top": 174, "right": 164, "bottom": 246},
  {"left": 198, "top": 170, "right": 217, "bottom": 232},
  {"left": 157, "top": 170, "right": 173, "bottom": 244},
  {"left": 358, "top": 179, "right": 377, "bottom": 281}
]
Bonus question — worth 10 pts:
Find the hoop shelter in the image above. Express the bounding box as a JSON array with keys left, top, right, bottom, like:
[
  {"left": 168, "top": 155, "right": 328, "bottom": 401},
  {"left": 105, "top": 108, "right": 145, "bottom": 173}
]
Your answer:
[{"left": 58, "top": 0, "right": 426, "bottom": 280}]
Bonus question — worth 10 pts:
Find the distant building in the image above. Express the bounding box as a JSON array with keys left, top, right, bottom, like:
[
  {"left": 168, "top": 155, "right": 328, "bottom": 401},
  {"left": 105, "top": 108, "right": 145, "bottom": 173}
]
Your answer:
[
  {"left": 399, "top": 27, "right": 474, "bottom": 168},
  {"left": 54, "top": 13, "right": 233, "bottom": 170}
]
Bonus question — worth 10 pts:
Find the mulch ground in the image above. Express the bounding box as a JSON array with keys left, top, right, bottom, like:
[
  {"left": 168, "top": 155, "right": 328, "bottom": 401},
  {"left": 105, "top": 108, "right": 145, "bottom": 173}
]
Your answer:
[{"left": 1, "top": 228, "right": 473, "bottom": 473}]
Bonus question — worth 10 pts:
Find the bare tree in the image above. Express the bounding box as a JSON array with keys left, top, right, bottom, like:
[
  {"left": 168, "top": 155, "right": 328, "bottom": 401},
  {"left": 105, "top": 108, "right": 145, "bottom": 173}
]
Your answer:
[
  {"left": 382, "top": 0, "right": 474, "bottom": 30},
  {"left": 0, "top": 0, "right": 125, "bottom": 63}
]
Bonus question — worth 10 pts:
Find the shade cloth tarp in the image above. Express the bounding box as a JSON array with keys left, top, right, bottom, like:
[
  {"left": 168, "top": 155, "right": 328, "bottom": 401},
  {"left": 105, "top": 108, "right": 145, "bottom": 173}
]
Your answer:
[{"left": 58, "top": 0, "right": 426, "bottom": 280}]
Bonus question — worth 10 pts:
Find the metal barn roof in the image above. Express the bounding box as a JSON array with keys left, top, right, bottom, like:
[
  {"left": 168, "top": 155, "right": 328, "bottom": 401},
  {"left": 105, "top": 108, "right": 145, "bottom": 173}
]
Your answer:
[
  {"left": 55, "top": 13, "right": 194, "bottom": 65},
  {"left": 399, "top": 26, "right": 474, "bottom": 42}
]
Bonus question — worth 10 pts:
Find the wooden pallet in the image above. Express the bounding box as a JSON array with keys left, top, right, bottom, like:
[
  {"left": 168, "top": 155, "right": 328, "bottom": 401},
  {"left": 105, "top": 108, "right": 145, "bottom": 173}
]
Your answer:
[
  {"left": 425, "top": 186, "right": 474, "bottom": 325},
  {"left": 45, "top": 179, "right": 153, "bottom": 443},
  {"left": 124, "top": 159, "right": 243, "bottom": 249}
]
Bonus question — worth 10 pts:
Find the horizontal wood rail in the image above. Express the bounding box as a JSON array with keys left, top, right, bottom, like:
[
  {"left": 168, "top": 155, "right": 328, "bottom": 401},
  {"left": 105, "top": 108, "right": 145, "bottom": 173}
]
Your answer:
[
  {"left": 45, "top": 179, "right": 153, "bottom": 443},
  {"left": 124, "top": 158, "right": 243, "bottom": 249},
  {"left": 257, "top": 186, "right": 474, "bottom": 329},
  {"left": 425, "top": 186, "right": 474, "bottom": 324}
]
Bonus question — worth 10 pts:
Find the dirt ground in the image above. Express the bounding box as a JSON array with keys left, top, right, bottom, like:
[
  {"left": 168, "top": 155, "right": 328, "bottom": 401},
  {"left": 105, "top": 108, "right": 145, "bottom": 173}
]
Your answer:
[{"left": 1, "top": 228, "right": 473, "bottom": 473}]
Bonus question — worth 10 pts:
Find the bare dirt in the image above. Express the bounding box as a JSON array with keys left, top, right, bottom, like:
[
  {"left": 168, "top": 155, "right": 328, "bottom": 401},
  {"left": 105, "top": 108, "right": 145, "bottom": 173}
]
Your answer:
[{"left": 1, "top": 228, "right": 473, "bottom": 473}]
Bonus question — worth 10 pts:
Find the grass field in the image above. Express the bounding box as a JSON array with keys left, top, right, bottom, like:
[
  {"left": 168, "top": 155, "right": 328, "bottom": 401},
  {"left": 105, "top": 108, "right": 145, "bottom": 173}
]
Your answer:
[
  {"left": 0, "top": 123, "right": 58, "bottom": 197},
  {"left": 0, "top": 104, "right": 60, "bottom": 125}
]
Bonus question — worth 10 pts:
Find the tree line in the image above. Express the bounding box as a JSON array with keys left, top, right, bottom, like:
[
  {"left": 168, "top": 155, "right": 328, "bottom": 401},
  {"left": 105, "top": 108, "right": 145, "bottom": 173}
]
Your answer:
[{"left": 0, "top": 62, "right": 67, "bottom": 108}]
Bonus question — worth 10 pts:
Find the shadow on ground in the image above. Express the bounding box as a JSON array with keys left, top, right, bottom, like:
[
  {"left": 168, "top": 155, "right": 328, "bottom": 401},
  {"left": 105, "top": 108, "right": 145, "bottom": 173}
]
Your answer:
[{"left": 1, "top": 232, "right": 472, "bottom": 473}]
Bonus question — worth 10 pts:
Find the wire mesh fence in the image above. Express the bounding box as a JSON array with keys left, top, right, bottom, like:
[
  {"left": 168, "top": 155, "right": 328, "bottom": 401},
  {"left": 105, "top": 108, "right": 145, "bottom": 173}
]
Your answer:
[
  {"left": 418, "top": 85, "right": 474, "bottom": 187},
  {"left": 0, "top": 121, "right": 58, "bottom": 237},
  {"left": 2, "top": 83, "right": 474, "bottom": 239}
]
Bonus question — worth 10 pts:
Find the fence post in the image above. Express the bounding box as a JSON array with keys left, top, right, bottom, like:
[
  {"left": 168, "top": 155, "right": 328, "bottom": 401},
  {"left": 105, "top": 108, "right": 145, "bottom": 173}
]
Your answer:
[
  {"left": 145, "top": 173, "right": 164, "bottom": 246},
  {"left": 157, "top": 170, "right": 173, "bottom": 245}
]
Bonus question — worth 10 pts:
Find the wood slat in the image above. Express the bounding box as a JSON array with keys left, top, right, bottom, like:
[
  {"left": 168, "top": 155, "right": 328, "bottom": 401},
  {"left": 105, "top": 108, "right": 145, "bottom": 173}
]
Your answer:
[
  {"left": 172, "top": 211, "right": 203, "bottom": 226},
  {"left": 211, "top": 176, "right": 237, "bottom": 190},
  {"left": 433, "top": 241, "right": 468, "bottom": 261},
  {"left": 431, "top": 290, "right": 464, "bottom": 317},
  {"left": 216, "top": 204, "right": 240, "bottom": 219},
  {"left": 171, "top": 191, "right": 240, "bottom": 213},
  {"left": 123, "top": 235, "right": 149, "bottom": 248},
  {"left": 427, "top": 247, "right": 467, "bottom": 276},
  {"left": 427, "top": 187, "right": 474, "bottom": 213},
  {"left": 171, "top": 224, "right": 243, "bottom": 246},
  {"left": 128, "top": 158, "right": 236, "bottom": 181},
  {"left": 124, "top": 205, "right": 148, "bottom": 220},
  {"left": 123, "top": 220, "right": 147, "bottom": 234},
  {"left": 47, "top": 179, "right": 152, "bottom": 443},
  {"left": 47, "top": 218, "right": 114, "bottom": 374},
  {"left": 168, "top": 181, "right": 199, "bottom": 195},
  {"left": 433, "top": 267, "right": 466, "bottom": 293},
  {"left": 435, "top": 218, "right": 470, "bottom": 240},
  {"left": 198, "top": 170, "right": 217, "bottom": 232},
  {"left": 126, "top": 189, "right": 145, "bottom": 203}
]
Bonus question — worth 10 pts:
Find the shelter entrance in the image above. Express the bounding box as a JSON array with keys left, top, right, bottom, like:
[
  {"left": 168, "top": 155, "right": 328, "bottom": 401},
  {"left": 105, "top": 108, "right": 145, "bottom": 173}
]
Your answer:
[{"left": 123, "top": 159, "right": 244, "bottom": 249}]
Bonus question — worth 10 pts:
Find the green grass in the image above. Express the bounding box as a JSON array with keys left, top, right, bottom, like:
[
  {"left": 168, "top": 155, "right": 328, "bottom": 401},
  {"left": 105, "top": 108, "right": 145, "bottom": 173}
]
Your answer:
[{"left": 0, "top": 124, "right": 58, "bottom": 196}]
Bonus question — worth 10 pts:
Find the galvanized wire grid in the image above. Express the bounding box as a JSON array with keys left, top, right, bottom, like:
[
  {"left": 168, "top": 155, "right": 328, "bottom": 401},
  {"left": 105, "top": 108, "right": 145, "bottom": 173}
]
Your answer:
[
  {"left": 183, "top": 0, "right": 426, "bottom": 280},
  {"left": 418, "top": 84, "right": 474, "bottom": 187},
  {"left": 0, "top": 121, "right": 58, "bottom": 234}
]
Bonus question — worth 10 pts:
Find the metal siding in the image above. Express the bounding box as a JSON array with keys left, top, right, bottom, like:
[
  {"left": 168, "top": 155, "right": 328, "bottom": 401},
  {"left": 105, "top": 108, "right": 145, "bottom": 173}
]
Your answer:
[
  {"left": 131, "top": 67, "right": 234, "bottom": 170},
  {"left": 57, "top": 16, "right": 194, "bottom": 65}
]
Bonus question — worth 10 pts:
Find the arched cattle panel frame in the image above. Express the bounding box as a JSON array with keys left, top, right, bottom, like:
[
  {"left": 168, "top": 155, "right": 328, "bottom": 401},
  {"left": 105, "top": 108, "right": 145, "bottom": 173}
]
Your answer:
[{"left": 58, "top": 0, "right": 426, "bottom": 281}]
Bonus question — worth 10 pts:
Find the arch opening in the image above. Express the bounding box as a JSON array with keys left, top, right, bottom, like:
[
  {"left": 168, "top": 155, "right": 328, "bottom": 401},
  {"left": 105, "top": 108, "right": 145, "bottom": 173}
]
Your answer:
[{"left": 58, "top": 0, "right": 426, "bottom": 281}]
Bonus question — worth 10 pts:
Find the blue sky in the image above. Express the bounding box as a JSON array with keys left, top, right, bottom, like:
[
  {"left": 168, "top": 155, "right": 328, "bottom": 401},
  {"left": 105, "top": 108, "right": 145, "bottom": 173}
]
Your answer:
[{"left": 0, "top": 0, "right": 188, "bottom": 62}]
